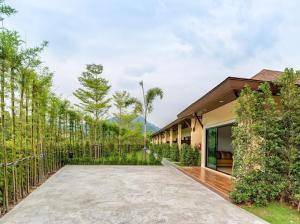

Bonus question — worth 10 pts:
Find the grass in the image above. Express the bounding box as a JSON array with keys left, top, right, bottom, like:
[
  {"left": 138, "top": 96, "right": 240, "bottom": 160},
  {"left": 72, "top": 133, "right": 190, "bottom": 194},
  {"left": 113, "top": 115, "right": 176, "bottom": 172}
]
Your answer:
[{"left": 242, "top": 202, "right": 300, "bottom": 224}]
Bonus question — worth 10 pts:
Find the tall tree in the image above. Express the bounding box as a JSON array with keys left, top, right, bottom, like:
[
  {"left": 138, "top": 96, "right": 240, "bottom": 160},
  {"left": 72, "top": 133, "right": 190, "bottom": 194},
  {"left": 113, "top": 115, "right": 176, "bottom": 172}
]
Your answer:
[
  {"left": 231, "top": 83, "right": 283, "bottom": 205},
  {"left": 73, "top": 64, "right": 111, "bottom": 145},
  {"left": 112, "top": 90, "right": 141, "bottom": 145},
  {"left": 139, "top": 81, "right": 163, "bottom": 150},
  {"left": 7, "top": 31, "right": 22, "bottom": 203},
  {"left": 275, "top": 68, "right": 300, "bottom": 202},
  {"left": 0, "top": 0, "right": 16, "bottom": 18},
  {"left": 0, "top": 0, "right": 17, "bottom": 211}
]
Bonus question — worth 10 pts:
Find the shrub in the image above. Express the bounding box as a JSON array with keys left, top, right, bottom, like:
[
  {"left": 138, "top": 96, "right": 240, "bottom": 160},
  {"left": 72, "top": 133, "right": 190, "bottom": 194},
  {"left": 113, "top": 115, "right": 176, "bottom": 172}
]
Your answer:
[
  {"left": 149, "top": 150, "right": 160, "bottom": 165},
  {"left": 170, "top": 144, "right": 180, "bottom": 162},
  {"left": 162, "top": 144, "right": 171, "bottom": 158},
  {"left": 180, "top": 144, "right": 200, "bottom": 166},
  {"left": 231, "top": 81, "right": 292, "bottom": 205}
]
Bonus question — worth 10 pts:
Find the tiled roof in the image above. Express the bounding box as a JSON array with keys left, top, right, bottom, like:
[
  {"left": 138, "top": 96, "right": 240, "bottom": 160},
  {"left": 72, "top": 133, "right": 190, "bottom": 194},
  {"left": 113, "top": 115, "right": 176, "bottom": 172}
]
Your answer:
[
  {"left": 251, "top": 69, "right": 282, "bottom": 81},
  {"left": 252, "top": 69, "right": 300, "bottom": 84}
]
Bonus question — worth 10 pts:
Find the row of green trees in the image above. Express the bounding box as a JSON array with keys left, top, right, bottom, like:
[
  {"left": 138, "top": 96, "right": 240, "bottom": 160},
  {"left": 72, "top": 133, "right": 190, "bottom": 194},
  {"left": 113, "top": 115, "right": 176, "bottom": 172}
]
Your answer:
[
  {"left": 231, "top": 68, "right": 300, "bottom": 208},
  {"left": 151, "top": 143, "right": 200, "bottom": 166},
  {"left": 67, "top": 144, "right": 161, "bottom": 166},
  {"left": 0, "top": 1, "right": 164, "bottom": 214}
]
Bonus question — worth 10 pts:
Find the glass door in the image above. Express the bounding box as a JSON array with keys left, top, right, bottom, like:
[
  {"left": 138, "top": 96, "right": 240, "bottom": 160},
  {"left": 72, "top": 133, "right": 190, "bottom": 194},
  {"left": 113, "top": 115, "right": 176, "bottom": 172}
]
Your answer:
[{"left": 206, "top": 127, "right": 217, "bottom": 170}]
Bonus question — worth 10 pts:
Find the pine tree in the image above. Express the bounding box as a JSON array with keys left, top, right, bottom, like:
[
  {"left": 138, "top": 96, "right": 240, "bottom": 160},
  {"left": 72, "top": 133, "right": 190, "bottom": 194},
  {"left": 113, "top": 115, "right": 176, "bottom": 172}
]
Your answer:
[{"left": 74, "top": 64, "right": 111, "bottom": 145}]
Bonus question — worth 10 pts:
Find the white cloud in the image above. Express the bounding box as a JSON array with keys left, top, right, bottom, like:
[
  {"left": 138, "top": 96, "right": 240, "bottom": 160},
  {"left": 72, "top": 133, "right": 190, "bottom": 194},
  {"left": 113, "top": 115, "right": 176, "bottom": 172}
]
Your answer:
[{"left": 5, "top": 0, "right": 300, "bottom": 127}]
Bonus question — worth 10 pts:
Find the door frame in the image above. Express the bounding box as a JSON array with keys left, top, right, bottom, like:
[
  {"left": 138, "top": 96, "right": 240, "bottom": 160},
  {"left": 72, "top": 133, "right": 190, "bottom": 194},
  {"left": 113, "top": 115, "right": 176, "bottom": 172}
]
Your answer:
[{"left": 204, "top": 119, "right": 235, "bottom": 172}]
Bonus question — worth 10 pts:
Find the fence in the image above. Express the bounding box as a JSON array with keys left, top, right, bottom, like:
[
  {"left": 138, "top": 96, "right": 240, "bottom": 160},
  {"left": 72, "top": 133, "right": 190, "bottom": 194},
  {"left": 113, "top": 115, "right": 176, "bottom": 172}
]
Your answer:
[{"left": 0, "top": 144, "right": 145, "bottom": 214}]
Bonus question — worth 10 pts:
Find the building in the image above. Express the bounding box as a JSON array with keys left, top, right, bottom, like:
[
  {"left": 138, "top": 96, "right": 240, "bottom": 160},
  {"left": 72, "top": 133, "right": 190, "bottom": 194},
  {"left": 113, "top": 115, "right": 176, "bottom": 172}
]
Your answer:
[{"left": 152, "top": 69, "right": 299, "bottom": 176}]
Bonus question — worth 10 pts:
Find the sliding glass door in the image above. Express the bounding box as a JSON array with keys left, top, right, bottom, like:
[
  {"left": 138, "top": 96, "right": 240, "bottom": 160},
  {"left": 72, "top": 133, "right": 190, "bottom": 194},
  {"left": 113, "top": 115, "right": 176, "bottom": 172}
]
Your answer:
[{"left": 206, "top": 127, "right": 217, "bottom": 169}]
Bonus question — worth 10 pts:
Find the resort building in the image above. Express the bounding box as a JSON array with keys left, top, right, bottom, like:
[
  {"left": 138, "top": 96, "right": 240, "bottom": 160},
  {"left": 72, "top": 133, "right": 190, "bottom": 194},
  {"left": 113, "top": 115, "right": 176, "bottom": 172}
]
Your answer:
[{"left": 151, "top": 69, "right": 296, "bottom": 176}]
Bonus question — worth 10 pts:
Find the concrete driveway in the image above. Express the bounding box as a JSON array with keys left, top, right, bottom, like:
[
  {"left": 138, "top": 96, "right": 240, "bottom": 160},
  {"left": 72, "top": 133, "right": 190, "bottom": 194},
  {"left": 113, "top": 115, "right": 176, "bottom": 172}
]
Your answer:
[{"left": 0, "top": 165, "right": 267, "bottom": 224}]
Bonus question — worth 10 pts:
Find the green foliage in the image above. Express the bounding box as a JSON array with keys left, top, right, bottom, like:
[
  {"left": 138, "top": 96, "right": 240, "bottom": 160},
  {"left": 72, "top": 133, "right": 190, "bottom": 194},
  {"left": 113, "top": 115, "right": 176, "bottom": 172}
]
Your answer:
[
  {"left": 149, "top": 150, "right": 160, "bottom": 165},
  {"left": 180, "top": 144, "right": 200, "bottom": 166},
  {"left": 0, "top": 2, "right": 161, "bottom": 213},
  {"left": 170, "top": 144, "right": 180, "bottom": 162},
  {"left": 243, "top": 202, "right": 300, "bottom": 224},
  {"left": 144, "top": 87, "right": 164, "bottom": 114},
  {"left": 162, "top": 144, "right": 171, "bottom": 158},
  {"left": 0, "top": 0, "right": 17, "bottom": 16},
  {"left": 67, "top": 148, "right": 161, "bottom": 166},
  {"left": 275, "top": 68, "right": 300, "bottom": 203},
  {"left": 139, "top": 81, "right": 163, "bottom": 149},
  {"left": 231, "top": 83, "right": 283, "bottom": 205},
  {"left": 112, "top": 90, "right": 143, "bottom": 145},
  {"left": 151, "top": 143, "right": 199, "bottom": 166},
  {"left": 74, "top": 64, "right": 111, "bottom": 119},
  {"left": 231, "top": 68, "right": 300, "bottom": 206}
]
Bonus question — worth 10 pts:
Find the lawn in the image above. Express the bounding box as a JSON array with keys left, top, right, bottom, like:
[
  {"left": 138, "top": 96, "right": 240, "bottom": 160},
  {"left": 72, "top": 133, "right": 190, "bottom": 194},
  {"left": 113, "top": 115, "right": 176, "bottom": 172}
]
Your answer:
[{"left": 243, "top": 202, "right": 300, "bottom": 224}]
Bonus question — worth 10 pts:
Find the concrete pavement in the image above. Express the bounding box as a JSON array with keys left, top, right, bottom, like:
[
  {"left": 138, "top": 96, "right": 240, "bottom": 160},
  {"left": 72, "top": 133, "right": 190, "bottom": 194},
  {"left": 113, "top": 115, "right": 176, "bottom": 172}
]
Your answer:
[{"left": 0, "top": 165, "right": 268, "bottom": 224}]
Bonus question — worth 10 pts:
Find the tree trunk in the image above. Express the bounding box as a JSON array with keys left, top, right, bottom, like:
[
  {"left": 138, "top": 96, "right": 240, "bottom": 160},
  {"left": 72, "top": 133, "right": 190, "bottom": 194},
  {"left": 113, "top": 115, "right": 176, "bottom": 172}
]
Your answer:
[
  {"left": 1, "top": 62, "right": 9, "bottom": 211},
  {"left": 25, "top": 88, "right": 30, "bottom": 193},
  {"left": 10, "top": 68, "right": 18, "bottom": 204},
  {"left": 144, "top": 113, "right": 147, "bottom": 150}
]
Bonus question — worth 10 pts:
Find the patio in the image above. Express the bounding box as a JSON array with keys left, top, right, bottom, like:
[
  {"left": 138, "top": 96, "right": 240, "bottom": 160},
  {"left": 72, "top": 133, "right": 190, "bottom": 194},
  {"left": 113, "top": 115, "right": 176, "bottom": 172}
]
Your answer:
[
  {"left": 179, "top": 166, "right": 232, "bottom": 199},
  {"left": 0, "top": 165, "right": 266, "bottom": 224}
]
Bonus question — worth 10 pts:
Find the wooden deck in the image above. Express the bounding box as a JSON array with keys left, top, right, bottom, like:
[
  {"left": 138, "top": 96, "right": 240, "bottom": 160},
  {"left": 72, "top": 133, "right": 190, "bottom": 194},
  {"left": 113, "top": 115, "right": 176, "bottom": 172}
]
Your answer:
[{"left": 178, "top": 167, "right": 233, "bottom": 200}]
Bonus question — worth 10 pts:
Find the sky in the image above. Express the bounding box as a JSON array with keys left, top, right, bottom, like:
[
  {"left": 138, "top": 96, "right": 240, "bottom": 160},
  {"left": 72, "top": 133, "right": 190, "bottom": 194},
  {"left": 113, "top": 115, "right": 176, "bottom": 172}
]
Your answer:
[{"left": 5, "top": 0, "right": 300, "bottom": 127}]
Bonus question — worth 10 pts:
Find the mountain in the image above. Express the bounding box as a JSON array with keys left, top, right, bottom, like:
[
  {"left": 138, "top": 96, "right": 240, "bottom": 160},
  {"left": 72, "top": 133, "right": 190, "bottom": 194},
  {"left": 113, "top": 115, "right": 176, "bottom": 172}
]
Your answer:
[
  {"left": 134, "top": 116, "right": 160, "bottom": 133},
  {"left": 109, "top": 116, "right": 160, "bottom": 133}
]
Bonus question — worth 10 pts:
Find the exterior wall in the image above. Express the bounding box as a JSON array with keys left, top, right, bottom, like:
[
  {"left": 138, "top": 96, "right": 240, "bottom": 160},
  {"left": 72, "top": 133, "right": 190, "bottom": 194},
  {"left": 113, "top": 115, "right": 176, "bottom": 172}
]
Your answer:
[
  {"left": 165, "top": 131, "right": 169, "bottom": 143},
  {"left": 201, "top": 100, "right": 236, "bottom": 168},
  {"left": 162, "top": 133, "right": 166, "bottom": 144},
  {"left": 191, "top": 118, "right": 203, "bottom": 148},
  {"left": 173, "top": 130, "right": 178, "bottom": 143},
  {"left": 159, "top": 134, "right": 162, "bottom": 144}
]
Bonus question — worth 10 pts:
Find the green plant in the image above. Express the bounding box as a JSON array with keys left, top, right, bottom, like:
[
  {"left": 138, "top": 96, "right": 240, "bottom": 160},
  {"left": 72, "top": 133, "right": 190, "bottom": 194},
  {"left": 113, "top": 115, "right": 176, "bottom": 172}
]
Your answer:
[
  {"left": 180, "top": 144, "right": 199, "bottom": 166},
  {"left": 243, "top": 202, "right": 300, "bottom": 224},
  {"left": 231, "top": 83, "right": 283, "bottom": 205},
  {"left": 170, "top": 144, "right": 180, "bottom": 162},
  {"left": 162, "top": 144, "right": 171, "bottom": 158}
]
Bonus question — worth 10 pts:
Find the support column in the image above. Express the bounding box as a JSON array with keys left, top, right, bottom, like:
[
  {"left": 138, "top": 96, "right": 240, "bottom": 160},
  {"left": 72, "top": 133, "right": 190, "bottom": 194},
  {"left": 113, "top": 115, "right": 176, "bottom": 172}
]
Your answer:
[
  {"left": 177, "top": 124, "right": 182, "bottom": 150},
  {"left": 169, "top": 128, "right": 173, "bottom": 146},
  {"left": 164, "top": 131, "right": 168, "bottom": 144}
]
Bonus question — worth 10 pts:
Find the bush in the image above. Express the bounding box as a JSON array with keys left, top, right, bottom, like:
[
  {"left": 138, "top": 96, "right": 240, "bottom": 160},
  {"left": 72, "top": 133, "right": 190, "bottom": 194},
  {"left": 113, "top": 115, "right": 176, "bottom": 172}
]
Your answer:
[
  {"left": 180, "top": 144, "right": 200, "bottom": 166},
  {"left": 149, "top": 150, "right": 160, "bottom": 165},
  {"left": 162, "top": 144, "right": 171, "bottom": 158},
  {"left": 170, "top": 144, "right": 180, "bottom": 162},
  {"left": 67, "top": 148, "right": 161, "bottom": 166}
]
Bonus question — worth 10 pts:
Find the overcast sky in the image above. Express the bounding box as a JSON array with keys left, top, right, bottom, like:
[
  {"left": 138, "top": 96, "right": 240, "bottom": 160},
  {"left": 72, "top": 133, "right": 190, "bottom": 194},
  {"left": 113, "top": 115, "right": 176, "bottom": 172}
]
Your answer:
[{"left": 5, "top": 0, "right": 300, "bottom": 127}]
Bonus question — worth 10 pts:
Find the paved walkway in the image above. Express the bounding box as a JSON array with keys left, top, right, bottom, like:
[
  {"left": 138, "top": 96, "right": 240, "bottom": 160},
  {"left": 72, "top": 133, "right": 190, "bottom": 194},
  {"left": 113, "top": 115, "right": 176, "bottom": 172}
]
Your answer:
[{"left": 0, "top": 165, "right": 267, "bottom": 224}]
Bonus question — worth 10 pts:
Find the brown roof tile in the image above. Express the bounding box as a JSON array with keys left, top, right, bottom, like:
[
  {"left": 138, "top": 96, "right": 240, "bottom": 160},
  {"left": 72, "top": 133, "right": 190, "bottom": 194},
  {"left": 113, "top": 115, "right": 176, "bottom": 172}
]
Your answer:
[
  {"left": 251, "top": 69, "right": 282, "bottom": 81},
  {"left": 252, "top": 69, "right": 300, "bottom": 84}
]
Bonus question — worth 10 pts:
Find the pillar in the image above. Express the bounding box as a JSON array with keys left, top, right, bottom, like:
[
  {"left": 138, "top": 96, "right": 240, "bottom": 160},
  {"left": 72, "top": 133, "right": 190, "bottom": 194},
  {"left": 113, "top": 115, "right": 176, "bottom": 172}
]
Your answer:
[
  {"left": 178, "top": 124, "right": 182, "bottom": 150},
  {"left": 164, "top": 131, "right": 168, "bottom": 144},
  {"left": 169, "top": 128, "right": 173, "bottom": 146}
]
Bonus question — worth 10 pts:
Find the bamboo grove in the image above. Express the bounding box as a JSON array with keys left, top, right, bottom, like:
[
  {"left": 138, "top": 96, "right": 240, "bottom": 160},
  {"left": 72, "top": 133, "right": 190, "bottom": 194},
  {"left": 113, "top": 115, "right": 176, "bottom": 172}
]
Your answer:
[{"left": 0, "top": 1, "right": 164, "bottom": 214}]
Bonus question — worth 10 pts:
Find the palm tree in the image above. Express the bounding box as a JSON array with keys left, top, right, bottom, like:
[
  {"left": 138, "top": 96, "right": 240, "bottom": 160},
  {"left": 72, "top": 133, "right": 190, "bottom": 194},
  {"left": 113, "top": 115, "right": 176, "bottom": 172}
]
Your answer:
[{"left": 139, "top": 81, "right": 163, "bottom": 150}]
